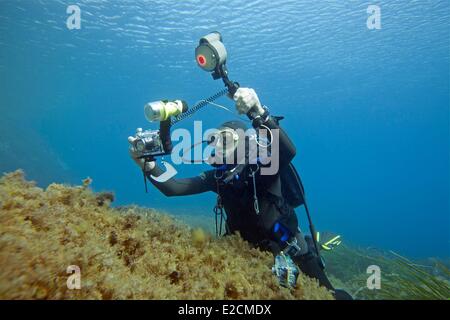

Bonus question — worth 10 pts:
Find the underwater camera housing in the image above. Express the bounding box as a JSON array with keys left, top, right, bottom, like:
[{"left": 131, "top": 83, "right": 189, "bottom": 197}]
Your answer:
[
  {"left": 132, "top": 100, "right": 188, "bottom": 160},
  {"left": 132, "top": 128, "right": 166, "bottom": 159}
]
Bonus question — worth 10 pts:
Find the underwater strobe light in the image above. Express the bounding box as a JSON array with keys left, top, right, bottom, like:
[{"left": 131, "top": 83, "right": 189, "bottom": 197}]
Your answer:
[
  {"left": 195, "top": 32, "right": 228, "bottom": 75},
  {"left": 195, "top": 31, "right": 239, "bottom": 96}
]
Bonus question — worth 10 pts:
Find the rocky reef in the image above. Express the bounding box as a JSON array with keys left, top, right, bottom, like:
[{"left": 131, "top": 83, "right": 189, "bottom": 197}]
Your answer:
[{"left": 0, "top": 170, "right": 333, "bottom": 300}]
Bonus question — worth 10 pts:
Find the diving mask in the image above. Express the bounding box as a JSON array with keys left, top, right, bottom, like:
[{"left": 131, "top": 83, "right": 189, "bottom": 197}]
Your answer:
[{"left": 208, "top": 128, "right": 240, "bottom": 159}]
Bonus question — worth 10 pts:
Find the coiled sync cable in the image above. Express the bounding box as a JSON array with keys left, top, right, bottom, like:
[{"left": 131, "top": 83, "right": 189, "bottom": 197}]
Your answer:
[{"left": 171, "top": 88, "right": 229, "bottom": 126}]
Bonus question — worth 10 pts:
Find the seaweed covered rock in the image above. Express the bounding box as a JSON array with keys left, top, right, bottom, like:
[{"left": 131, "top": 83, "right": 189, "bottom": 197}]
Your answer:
[{"left": 0, "top": 170, "right": 333, "bottom": 300}]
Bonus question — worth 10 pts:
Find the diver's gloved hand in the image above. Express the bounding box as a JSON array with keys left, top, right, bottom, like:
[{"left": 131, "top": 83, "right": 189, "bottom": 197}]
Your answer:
[
  {"left": 128, "top": 136, "right": 156, "bottom": 172},
  {"left": 233, "top": 87, "right": 265, "bottom": 116}
]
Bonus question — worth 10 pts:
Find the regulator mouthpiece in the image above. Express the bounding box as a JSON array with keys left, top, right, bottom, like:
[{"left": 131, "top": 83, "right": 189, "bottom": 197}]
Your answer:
[
  {"left": 195, "top": 31, "right": 227, "bottom": 72},
  {"left": 144, "top": 100, "right": 188, "bottom": 122}
]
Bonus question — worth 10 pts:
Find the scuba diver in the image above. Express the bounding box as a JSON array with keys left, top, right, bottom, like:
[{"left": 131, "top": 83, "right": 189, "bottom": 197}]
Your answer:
[{"left": 128, "top": 87, "right": 353, "bottom": 300}]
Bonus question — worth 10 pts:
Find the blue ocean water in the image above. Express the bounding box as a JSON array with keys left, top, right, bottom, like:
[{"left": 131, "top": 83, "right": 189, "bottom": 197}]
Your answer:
[{"left": 0, "top": 0, "right": 448, "bottom": 259}]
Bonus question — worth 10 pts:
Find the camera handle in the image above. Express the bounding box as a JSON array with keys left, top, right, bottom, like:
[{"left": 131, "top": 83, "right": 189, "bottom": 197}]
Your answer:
[{"left": 160, "top": 119, "right": 173, "bottom": 154}]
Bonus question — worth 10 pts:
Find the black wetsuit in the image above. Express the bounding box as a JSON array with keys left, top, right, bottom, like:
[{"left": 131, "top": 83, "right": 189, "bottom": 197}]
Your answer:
[
  {"left": 145, "top": 114, "right": 348, "bottom": 297},
  {"left": 147, "top": 115, "right": 301, "bottom": 253}
]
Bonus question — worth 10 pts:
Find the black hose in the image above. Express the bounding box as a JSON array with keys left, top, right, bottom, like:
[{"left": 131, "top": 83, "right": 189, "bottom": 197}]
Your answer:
[{"left": 291, "top": 164, "right": 324, "bottom": 267}]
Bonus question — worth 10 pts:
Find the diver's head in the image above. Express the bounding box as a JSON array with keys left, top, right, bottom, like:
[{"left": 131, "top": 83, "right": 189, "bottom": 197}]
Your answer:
[{"left": 207, "top": 120, "right": 248, "bottom": 167}]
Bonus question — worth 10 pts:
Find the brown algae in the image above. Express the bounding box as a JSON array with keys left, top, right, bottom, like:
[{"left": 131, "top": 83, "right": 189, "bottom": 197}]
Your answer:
[{"left": 0, "top": 170, "right": 333, "bottom": 300}]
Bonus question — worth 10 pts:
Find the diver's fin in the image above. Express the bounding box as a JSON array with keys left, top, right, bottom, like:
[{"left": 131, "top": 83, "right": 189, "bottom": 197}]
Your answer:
[
  {"left": 316, "top": 232, "right": 342, "bottom": 251},
  {"left": 333, "top": 289, "right": 354, "bottom": 300}
]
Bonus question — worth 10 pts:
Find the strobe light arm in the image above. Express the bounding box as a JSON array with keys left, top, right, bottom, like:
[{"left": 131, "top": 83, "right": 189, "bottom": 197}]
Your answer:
[{"left": 216, "top": 64, "right": 239, "bottom": 97}]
